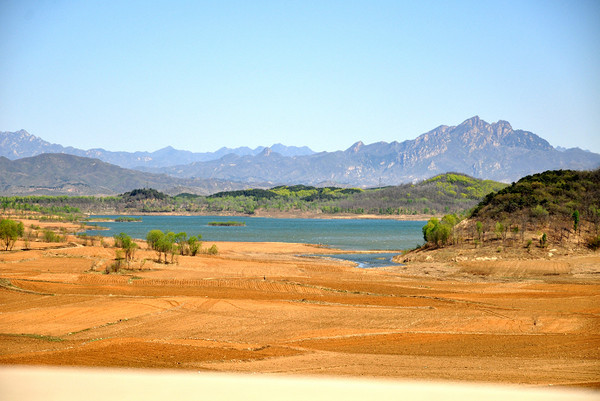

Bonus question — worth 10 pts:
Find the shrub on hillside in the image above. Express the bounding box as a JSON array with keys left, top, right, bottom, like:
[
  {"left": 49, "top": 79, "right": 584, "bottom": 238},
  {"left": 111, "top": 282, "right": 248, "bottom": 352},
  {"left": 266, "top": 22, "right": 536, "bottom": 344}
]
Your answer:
[{"left": 587, "top": 235, "right": 600, "bottom": 251}]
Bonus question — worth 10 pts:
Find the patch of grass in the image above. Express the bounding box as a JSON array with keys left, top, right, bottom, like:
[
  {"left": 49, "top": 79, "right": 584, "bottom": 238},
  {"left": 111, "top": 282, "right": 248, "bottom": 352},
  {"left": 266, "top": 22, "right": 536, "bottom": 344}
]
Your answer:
[
  {"left": 127, "top": 276, "right": 144, "bottom": 284},
  {"left": 1, "top": 333, "right": 64, "bottom": 342}
]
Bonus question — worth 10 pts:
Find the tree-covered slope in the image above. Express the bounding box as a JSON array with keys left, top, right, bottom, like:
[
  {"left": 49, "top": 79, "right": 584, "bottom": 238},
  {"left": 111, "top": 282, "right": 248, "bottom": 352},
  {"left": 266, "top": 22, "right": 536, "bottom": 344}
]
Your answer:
[
  {"left": 334, "top": 173, "right": 507, "bottom": 215},
  {"left": 471, "top": 169, "right": 600, "bottom": 225}
]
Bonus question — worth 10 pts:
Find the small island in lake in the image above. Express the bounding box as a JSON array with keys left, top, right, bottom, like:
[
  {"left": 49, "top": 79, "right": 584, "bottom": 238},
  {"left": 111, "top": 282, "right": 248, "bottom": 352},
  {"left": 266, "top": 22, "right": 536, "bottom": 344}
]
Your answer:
[
  {"left": 208, "top": 221, "right": 246, "bottom": 227},
  {"left": 114, "top": 217, "right": 143, "bottom": 222}
]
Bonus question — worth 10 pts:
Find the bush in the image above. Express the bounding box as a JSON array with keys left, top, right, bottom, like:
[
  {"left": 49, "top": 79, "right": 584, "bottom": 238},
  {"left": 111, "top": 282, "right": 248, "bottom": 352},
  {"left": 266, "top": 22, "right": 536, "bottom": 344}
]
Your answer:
[
  {"left": 43, "top": 230, "right": 61, "bottom": 243},
  {"left": 539, "top": 233, "right": 547, "bottom": 248},
  {"left": 587, "top": 235, "right": 600, "bottom": 251},
  {"left": 105, "top": 249, "right": 125, "bottom": 274},
  {"left": 206, "top": 244, "right": 219, "bottom": 255}
]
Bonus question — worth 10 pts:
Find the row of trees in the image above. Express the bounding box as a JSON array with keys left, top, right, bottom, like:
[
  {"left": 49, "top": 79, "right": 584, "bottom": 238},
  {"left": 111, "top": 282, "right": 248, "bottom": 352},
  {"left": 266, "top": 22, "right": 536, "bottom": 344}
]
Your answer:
[
  {"left": 145, "top": 230, "right": 204, "bottom": 263},
  {"left": 110, "top": 230, "right": 219, "bottom": 269},
  {"left": 108, "top": 230, "right": 218, "bottom": 272}
]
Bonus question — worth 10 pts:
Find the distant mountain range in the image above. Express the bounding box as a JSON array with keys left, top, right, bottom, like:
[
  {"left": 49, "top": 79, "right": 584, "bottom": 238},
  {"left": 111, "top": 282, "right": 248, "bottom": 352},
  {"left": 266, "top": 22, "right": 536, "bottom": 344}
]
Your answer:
[
  {"left": 0, "top": 130, "right": 315, "bottom": 168},
  {"left": 1, "top": 116, "right": 599, "bottom": 195},
  {"left": 0, "top": 153, "right": 256, "bottom": 196},
  {"left": 140, "top": 116, "right": 600, "bottom": 185}
]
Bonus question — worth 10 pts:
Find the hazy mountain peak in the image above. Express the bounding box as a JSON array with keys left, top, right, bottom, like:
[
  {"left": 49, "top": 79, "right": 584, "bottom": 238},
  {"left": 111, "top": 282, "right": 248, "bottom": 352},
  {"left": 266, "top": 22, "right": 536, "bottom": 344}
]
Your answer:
[
  {"left": 348, "top": 141, "right": 365, "bottom": 153},
  {"left": 270, "top": 143, "right": 315, "bottom": 157}
]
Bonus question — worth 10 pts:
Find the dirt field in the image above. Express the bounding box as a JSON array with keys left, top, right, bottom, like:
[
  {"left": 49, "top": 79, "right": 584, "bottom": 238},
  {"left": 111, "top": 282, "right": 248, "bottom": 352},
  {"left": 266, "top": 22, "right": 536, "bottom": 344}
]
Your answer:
[{"left": 0, "top": 234, "right": 599, "bottom": 389}]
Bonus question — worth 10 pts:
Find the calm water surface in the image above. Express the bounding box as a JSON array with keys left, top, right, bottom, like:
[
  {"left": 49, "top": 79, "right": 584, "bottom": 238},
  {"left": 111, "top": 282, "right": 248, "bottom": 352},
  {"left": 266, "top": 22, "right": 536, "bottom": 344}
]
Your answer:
[
  {"left": 312, "top": 253, "right": 404, "bottom": 268},
  {"left": 85, "top": 215, "right": 425, "bottom": 266}
]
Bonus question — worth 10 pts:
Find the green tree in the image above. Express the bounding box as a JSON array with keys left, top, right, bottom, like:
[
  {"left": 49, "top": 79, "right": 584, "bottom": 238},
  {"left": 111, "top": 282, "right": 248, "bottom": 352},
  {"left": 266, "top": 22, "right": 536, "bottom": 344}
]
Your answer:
[
  {"left": 0, "top": 219, "right": 24, "bottom": 250},
  {"left": 422, "top": 215, "right": 458, "bottom": 247},
  {"left": 188, "top": 235, "right": 202, "bottom": 256},
  {"left": 572, "top": 210, "right": 580, "bottom": 232},
  {"left": 441, "top": 214, "right": 458, "bottom": 227},
  {"left": 531, "top": 205, "right": 549, "bottom": 219},
  {"left": 435, "top": 223, "right": 452, "bottom": 245},
  {"left": 174, "top": 232, "right": 189, "bottom": 255},
  {"left": 540, "top": 233, "right": 547, "bottom": 248},
  {"left": 114, "top": 232, "right": 138, "bottom": 265},
  {"left": 494, "top": 221, "right": 504, "bottom": 240},
  {"left": 422, "top": 218, "right": 439, "bottom": 243},
  {"left": 158, "top": 232, "right": 176, "bottom": 263},
  {"left": 476, "top": 221, "right": 483, "bottom": 242},
  {"left": 146, "top": 229, "right": 164, "bottom": 250},
  {"left": 146, "top": 229, "right": 165, "bottom": 262}
]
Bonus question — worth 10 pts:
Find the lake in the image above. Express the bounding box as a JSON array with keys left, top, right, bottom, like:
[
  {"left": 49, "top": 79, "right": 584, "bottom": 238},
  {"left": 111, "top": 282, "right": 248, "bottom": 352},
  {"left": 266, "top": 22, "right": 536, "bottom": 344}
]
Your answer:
[
  {"left": 85, "top": 215, "right": 425, "bottom": 267},
  {"left": 86, "top": 215, "right": 424, "bottom": 250}
]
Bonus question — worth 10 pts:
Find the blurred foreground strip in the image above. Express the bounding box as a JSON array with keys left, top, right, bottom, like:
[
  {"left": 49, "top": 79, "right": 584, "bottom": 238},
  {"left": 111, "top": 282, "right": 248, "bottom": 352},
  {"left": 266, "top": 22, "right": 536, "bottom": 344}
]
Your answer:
[{"left": 0, "top": 366, "right": 596, "bottom": 401}]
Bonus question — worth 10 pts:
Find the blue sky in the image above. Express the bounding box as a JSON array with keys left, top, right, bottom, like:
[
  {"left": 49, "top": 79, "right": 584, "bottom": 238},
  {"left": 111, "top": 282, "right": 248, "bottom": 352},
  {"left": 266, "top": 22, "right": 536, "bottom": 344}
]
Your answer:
[{"left": 1, "top": 0, "right": 599, "bottom": 153}]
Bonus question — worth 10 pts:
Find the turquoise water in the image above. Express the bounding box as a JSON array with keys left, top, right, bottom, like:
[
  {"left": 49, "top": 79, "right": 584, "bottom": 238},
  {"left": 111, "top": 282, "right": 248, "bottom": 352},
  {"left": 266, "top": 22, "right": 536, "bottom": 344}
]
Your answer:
[{"left": 85, "top": 215, "right": 425, "bottom": 251}]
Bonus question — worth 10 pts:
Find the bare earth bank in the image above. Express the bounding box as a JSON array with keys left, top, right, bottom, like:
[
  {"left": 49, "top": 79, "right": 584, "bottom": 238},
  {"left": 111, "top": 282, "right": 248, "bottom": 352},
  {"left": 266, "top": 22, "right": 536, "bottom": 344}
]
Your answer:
[{"left": 0, "top": 236, "right": 598, "bottom": 390}]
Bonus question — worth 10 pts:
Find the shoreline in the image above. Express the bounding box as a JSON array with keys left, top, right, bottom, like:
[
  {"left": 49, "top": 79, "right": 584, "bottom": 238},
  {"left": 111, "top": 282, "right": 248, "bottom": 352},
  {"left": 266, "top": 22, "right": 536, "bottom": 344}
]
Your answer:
[{"left": 87, "top": 210, "right": 434, "bottom": 221}]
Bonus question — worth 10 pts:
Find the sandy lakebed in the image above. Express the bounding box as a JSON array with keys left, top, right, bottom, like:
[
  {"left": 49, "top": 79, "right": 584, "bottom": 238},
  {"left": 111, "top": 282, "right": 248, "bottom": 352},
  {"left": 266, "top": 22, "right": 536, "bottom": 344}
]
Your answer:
[{"left": 0, "top": 223, "right": 598, "bottom": 392}]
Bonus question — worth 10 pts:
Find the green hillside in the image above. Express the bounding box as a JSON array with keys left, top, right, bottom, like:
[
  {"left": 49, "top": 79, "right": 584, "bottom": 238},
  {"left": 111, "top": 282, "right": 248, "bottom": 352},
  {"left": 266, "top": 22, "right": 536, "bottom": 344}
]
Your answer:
[
  {"left": 1, "top": 173, "right": 507, "bottom": 217},
  {"left": 471, "top": 169, "right": 600, "bottom": 224},
  {"left": 335, "top": 173, "right": 507, "bottom": 216}
]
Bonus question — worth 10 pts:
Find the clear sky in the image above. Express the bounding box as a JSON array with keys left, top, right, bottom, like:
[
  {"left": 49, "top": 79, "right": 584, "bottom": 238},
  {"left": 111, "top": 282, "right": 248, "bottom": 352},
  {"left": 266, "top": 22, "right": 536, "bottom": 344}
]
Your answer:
[{"left": 1, "top": 0, "right": 599, "bottom": 153}]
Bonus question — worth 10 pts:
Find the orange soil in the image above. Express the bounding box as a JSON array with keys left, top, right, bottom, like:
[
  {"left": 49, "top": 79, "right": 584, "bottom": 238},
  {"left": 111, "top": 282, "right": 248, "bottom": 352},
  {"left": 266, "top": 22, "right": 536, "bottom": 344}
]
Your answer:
[{"left": 0, "top": 232, "right": 599, "bottom": 388}]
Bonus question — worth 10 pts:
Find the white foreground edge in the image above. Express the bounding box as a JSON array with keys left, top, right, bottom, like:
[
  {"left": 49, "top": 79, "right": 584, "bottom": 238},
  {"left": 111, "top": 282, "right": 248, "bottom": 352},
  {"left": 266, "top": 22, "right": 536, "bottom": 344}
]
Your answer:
[{"left": 0, "top": 366, "right": 597, "bottom": 401}]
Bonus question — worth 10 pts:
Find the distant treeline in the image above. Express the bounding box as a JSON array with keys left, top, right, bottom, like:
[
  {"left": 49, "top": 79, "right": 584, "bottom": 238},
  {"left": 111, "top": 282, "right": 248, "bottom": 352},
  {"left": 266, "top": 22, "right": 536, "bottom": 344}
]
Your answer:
[{"left": 0, "top": 173, "right": 507, "bottom": 217}]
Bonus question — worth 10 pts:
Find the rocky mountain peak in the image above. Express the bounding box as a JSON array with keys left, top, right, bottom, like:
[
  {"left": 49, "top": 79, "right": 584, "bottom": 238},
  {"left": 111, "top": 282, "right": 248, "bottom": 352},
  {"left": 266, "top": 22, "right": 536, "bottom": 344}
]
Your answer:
[
  {"left": 460, "top": 116, "right": 485, "bottom": 129},
  {"left": 492, "top": 120, "right": 514, "bottom": 137},
  {"left": 348, "top": 141, "right": 364, "bottom": 153}
]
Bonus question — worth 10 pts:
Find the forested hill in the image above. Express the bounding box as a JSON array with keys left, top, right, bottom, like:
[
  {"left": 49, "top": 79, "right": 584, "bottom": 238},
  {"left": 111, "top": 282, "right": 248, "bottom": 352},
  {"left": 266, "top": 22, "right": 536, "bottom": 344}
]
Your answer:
[
  {"left": 336, "top": 173, "right": 506, "bottom": 215},
  {"left": 471, "top": 169, "right": 600, "bottom": 227}
]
